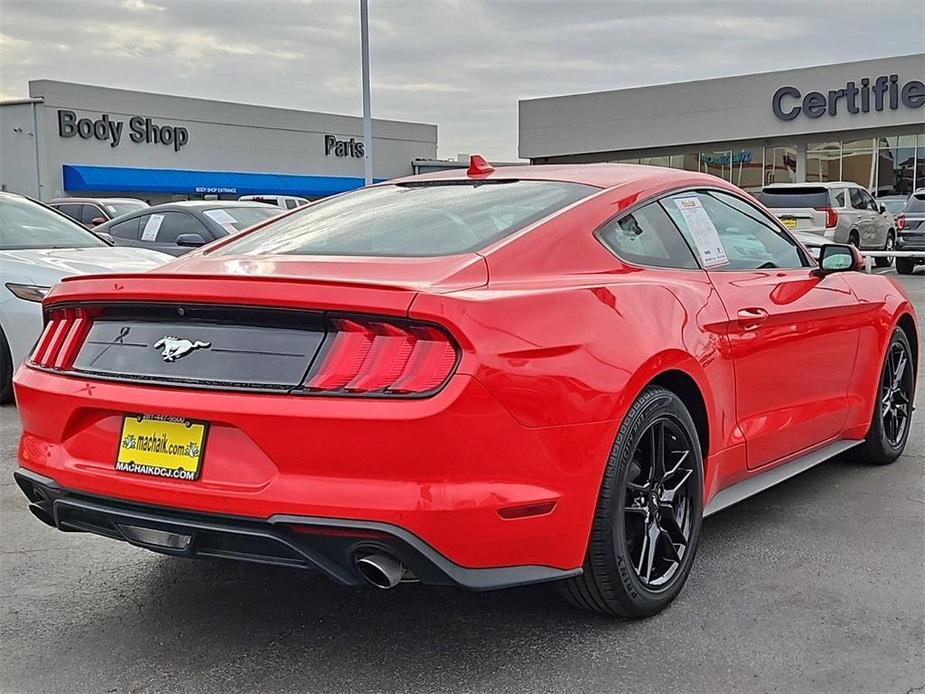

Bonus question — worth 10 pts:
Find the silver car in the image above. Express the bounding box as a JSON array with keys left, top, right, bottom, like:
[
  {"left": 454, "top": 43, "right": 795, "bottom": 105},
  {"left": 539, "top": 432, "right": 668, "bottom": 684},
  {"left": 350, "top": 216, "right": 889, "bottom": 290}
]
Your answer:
[{"left": 756, "top": 182, "right": 896, "bottom": 267}]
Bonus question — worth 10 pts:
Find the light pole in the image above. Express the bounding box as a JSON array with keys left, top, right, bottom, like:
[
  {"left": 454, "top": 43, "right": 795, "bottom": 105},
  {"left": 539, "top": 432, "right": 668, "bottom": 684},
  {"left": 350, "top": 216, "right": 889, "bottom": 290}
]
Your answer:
[{"left": 360, "top": 0, "right": 373, "bottom": 186}]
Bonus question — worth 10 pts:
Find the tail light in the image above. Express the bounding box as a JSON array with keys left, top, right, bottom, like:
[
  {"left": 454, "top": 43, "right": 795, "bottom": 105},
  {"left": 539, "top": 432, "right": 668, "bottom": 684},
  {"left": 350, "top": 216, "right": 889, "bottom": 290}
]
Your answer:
[
  {"left": 30, "top": 306, "right": 92, "bottom": 370},
  {"left": 814, "top": 207, "right": 838, "bottom": 229},
  {"left": 896, "top": 214, "right": 905, "bottom": 231},
  {"left": 304, "top": 317, "right": 458, "bottom": 396}
]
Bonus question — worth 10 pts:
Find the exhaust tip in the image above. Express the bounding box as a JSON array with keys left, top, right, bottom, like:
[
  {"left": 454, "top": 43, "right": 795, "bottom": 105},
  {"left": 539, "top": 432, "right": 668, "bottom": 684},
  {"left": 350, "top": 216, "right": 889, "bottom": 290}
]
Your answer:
[{"left": 355, "top": 552, "right": 406, "bottom": 589}]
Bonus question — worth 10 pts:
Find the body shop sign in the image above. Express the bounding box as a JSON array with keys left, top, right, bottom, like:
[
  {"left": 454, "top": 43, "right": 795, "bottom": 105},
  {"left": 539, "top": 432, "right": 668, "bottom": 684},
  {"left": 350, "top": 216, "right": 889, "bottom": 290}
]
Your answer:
[{"left": 57, "top": 109, "right": 189, "bottom": 152}]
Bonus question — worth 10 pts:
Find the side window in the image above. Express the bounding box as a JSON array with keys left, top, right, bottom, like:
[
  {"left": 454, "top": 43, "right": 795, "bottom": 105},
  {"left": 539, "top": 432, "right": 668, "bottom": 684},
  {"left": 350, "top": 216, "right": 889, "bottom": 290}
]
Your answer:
[
  {"left": 56, "top": 203, "right": 82, "bottom": 222},
  {"left": 145, "top": 212, "right": 208, "bottom": 244},
  {"left": 596, "top": 202, "right": 700, "bottom": 269},
  {"left": 285, "top": 199, "right": 297, "bottom": 210},
  {"left": 831, "top": 189, "right": 846, "bottom": 207},
  {"left": 109, "top": 216, "right": 141, "bottom": 240},
  {"left": 664, "top": 191, "right": 807, "bottom": 271},
  {"left": 80, "top": 205, "right": 105, "bottom": 224},
  {"left": 860, "top": 190, "right": 877, "bottom": 210},
  {"left": 849, "top": 188, "right": 867, "bottom": 210}
]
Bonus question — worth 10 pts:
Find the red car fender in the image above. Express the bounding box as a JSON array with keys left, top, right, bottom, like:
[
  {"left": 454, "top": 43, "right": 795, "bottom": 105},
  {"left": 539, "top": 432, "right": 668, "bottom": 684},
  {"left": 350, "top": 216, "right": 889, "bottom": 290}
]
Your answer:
[{"left": 841, "top": 273, "right": 919, "bottom": 438}]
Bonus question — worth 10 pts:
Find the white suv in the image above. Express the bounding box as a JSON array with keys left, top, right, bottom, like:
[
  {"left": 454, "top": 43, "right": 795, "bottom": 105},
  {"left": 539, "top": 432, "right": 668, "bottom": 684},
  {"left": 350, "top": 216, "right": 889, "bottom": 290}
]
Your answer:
[{"left": 756, "top": 182, "right": 896, "bottom": 267}]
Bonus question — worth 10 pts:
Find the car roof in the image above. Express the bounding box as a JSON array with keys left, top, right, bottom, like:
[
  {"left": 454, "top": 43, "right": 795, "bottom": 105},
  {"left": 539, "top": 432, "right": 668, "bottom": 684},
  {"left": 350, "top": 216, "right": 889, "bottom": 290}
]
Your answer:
[
  {"left": 168, "top": 200, "right": 274, "bottom": 209},
  {"left": 762, "top": 182, "right": 859, "bottom": 189},
  {"left": 389, "top": 162, "right": 725, "bottom": 190},
  {"left": 48, "top": 197, "right": 146, "bottom": 204}
]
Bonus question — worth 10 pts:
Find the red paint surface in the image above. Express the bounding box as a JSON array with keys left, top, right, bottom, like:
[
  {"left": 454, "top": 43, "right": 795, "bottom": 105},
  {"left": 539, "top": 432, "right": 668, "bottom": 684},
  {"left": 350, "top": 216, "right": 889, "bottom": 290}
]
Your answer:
[{"left": 14, "top": 164, "right": 918, "bottom": 571}]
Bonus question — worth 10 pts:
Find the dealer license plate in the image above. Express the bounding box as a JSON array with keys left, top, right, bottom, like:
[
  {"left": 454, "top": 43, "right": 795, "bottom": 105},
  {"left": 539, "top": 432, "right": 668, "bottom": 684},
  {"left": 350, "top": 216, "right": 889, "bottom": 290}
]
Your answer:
[
  {"left": 781, "top": 218, "right": 798, "bottom": 229},
  {"left": 116, "top": 414, "right": 208, "bottom": 481}
]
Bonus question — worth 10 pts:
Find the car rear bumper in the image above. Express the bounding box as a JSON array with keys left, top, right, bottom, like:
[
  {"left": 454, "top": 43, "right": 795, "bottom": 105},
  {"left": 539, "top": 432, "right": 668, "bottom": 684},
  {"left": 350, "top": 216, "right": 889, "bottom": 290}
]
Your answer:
[
  {"left": 13, "top": 366, "right": 617, "bottom": 575},
  {"left": 14, "top": 468, "right": 579, "bottom": 590},
  {"left": 896, "top": 234, "right": 925, "bottom": 252}
]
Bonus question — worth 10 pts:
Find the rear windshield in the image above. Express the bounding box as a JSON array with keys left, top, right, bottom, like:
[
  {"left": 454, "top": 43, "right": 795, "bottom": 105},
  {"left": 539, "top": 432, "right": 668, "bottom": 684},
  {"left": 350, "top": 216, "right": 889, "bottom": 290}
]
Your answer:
[
  {"left": 905, "top": 193, "right": 925, "bottom": 213},
  {"left": 104, "top": 201, "right": 147, "bottom": 217},
  {"left": 242, "top": 197, "right": 279, "bottom": 206},
  {"left": 880, "top": 199, "right": 908, "bottom": 215},
  {"left": 756, "top": 187, "right": 830, "bottom": 208},
  {"left": 213, "top": 180, "right": 597, "bottom": 257}
]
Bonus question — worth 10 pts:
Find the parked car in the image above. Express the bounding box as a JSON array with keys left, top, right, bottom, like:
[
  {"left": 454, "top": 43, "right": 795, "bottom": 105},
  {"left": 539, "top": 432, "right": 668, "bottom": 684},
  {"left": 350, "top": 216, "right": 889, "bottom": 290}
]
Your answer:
[
  {"left": 0, "top": 192, "right": 169, "bottom": 402},
  {"left": 876, "top": 194, "right": 910, "bottom": 217},
  {"left": 94, "top": 201, "right": 281, "bottom": 256},
  {"left": 791, "top": 230, "right": 825, "bottom": 258},
  {"left": 12, "top": 161, "right": 917, "bottom": 618},
  {"left": 895, "top": 188, "right": 925, "bottom": 275},
  {"left": 48, "top": 197, "right": 148, "bottom": 229},
  {"left": 756, "top": 182, "right": 897, "bottom": 267},
  {"left": 239, "top": 194, "right": 310, "bottom": 210}
]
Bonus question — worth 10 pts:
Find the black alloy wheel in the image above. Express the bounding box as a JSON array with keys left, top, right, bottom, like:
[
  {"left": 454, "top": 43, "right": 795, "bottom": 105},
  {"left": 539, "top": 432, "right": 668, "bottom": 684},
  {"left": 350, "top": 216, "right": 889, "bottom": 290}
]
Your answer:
[
  {"left": 623, "top": 417, "right": 696, "bottom": 589},
  {"left": 847, "top": 327, "right": 916, "bottom": 465},
  {"left": 880, "top": 338, "right": 913, "bottom": 448},
  {"left": 559, "top": 385, "right": 703, "bottom": 617}
]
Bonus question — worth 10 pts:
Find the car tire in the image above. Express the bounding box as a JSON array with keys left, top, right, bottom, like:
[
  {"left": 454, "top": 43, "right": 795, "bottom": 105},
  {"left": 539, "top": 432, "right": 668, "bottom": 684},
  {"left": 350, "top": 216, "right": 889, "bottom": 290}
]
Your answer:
[
  {"left": 845, "top": 327, "right": 915, "bottom": 465},
  {"left": 895, "top": 258, "right": 915, "bottom": 275},
  {"left": 875, "top": 232, "right": 894, "bottom": 268},
  {"left": 848, "top": 230, "right": 860, "bottom": 248},
  {"left": 558, "top": 385, "right": 703, "bottom": 618},
  {"left": 0, "top": 327, "right": 13, "bottom": 404}
]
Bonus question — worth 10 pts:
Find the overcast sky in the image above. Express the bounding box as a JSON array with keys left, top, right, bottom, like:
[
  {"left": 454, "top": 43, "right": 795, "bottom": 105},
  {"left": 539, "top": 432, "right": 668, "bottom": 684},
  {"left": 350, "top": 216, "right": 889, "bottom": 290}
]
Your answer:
[{"left": 1, "top": 0, "right": 923, "bottom": 160}]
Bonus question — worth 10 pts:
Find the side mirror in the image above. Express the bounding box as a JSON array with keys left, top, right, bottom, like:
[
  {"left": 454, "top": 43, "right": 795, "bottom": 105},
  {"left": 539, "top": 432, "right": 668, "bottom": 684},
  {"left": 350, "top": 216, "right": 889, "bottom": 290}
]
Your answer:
[
  {"left": 94, "top": 231, "right": 114, "bottom": 244},
  {"left": 814, "top": 243, "right": 864, "bottom": 276},
  {"left": 877, "top": 202, "right": 887, "bottom": 214},
  {"left": 90, "top": 217, "right": 106, "bottom": 227},
  {"left": 175, "top": 233, "right": 206, "bottom": 247}
]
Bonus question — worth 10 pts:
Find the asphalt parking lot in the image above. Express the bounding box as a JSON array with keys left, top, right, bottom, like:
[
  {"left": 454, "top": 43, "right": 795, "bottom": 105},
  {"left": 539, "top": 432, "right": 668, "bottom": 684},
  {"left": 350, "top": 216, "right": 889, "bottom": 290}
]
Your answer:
[{"left": 1, "top": 270, "right": 922, "bottom": 694}]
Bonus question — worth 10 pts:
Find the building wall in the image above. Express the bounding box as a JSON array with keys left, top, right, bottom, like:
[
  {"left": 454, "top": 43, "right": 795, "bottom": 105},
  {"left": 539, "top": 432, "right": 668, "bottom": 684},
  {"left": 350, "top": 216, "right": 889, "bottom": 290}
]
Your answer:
[
  {"left": 0, "top": 102, "right": 41, "bottom": 197},
  {"left": 519, "top": 54, "right": 925, "bottom": 161},
  {"left": 2, "top": 80, "right": 437, "bottom": 200}
]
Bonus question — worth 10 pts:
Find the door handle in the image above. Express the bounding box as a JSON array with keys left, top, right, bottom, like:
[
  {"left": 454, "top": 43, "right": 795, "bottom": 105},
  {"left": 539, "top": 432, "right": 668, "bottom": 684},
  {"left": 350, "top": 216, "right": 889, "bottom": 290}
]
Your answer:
[{"left": 737, "top": 307, "right": 769, "bottom": 330}]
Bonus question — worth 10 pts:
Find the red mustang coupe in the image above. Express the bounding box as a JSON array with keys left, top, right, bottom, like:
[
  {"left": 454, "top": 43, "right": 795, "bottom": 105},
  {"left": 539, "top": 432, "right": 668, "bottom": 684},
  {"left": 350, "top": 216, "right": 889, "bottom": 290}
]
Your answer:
[{"left": 13, "top": 160, "right": 917, "bottom": 617}]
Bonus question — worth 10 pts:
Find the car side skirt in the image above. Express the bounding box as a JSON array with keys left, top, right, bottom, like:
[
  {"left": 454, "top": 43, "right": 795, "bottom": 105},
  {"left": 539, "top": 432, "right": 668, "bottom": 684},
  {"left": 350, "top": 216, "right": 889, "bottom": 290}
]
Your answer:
[{"left": 704, "top": 439, "right": 862, "bottom": 517}]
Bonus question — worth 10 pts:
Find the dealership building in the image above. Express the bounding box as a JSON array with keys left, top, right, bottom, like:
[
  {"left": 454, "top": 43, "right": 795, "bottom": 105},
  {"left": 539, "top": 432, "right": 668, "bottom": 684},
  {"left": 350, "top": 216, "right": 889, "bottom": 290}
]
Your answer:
[
  {"left": 0, "top": 80, "right": 437, "bottom": 202},
  {"left": 520, "top": 54, "right": 925, "bottom": 195}
]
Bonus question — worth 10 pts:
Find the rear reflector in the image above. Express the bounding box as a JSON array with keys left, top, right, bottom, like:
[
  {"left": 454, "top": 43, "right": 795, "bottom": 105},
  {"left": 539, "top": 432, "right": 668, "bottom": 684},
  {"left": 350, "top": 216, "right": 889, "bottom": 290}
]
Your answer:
[
  {"left": 304, "top": 317, "right": 457, "bottom": 395},
  {"left": 31, "top": 307, "right": 92, "bottom": 370},
  {"left": 498, "top": 501, "right": 557, "bottom": 519}
]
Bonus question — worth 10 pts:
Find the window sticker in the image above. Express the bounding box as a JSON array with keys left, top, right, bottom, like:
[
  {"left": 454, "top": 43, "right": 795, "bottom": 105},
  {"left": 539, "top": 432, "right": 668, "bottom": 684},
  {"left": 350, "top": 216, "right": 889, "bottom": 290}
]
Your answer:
[
  {"left": 673, "top": 196, "right": 729, "bottom": 267},
  {"left": 141, "top": 214, "right": 165, "bottom": 241},
  {"left": 203, "top": 209, "right": 237, "bottom": 225}
]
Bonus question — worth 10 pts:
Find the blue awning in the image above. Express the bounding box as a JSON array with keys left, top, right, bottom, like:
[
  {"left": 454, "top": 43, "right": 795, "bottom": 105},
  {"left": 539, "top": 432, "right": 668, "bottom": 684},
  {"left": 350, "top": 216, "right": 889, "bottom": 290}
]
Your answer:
[{"left": 62, "top": 164, "right": 383, "bottom": 198}]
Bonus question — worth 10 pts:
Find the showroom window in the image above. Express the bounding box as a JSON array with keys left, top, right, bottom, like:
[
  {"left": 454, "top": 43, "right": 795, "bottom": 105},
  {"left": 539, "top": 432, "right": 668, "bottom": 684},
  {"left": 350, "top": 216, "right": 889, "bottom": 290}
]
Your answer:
[
  {"left": 807, "top": 141, "right": 841, "bottom": 183},
  {"left": 842, "top": 138, "right": 876, "bottom": 191},
  {"left": 763, "top": 146, "right": 798, "bottom": 185},
  {"left": 876, "top": 134, "right": 923, "bottom": 195}
]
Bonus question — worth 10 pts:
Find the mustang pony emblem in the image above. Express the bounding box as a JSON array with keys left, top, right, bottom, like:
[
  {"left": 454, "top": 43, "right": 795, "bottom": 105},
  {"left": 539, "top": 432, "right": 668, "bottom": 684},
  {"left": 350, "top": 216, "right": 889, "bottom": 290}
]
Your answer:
[{"left": 154, "top": 336, "right": 211, "bottom": 362}]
